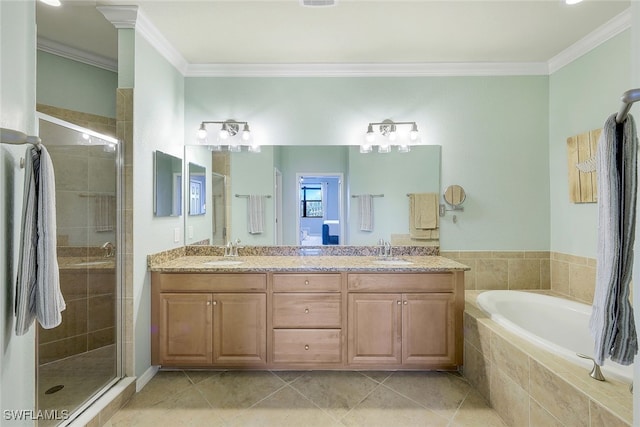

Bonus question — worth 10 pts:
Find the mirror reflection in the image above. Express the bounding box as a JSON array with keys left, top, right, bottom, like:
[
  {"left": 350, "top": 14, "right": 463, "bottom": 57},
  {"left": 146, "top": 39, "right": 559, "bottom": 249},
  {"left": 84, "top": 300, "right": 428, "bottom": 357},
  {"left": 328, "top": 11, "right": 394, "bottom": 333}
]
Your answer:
[
  {"left": 188, "top": 162, "right": 206, "bottom": 216},
  {"left": 184, "top": 145, "right": 441, "bottom": 246},
  {"left": 444, "top": 184, "right": 466, "bottom": 207},
  {"left": 154, "top": 150, "right": 183, "bottom": 217}
]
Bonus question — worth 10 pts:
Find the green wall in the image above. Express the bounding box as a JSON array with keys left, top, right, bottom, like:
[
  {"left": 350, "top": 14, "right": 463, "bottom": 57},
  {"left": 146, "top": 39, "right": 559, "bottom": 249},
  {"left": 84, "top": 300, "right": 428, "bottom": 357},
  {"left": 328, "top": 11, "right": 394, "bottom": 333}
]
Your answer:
[
  {"left": 185, "top": 75, "right": 550, "bottom": 250},
  {"left": 1, "top": 0, "right": 37, "bottom": 422},
  {"left": 36, "top": 50, "right": 117, "bottom": 118},
  {"left": 132, "top": 34, "right": 185, "bottom": 379},
  {"left": 549, "top": 31, "right": 631, "bottom": 258}
]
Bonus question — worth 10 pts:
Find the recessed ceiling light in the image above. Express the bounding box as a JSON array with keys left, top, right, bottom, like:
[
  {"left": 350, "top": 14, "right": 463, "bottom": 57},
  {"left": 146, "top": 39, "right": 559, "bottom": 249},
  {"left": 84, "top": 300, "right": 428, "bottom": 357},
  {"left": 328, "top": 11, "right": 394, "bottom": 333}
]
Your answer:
[
  {"left": 300, "top": 0, "right": 337, "bottom": 7},
  {"left": 39, "top": 0, "right": 61, "bottom": 6}
]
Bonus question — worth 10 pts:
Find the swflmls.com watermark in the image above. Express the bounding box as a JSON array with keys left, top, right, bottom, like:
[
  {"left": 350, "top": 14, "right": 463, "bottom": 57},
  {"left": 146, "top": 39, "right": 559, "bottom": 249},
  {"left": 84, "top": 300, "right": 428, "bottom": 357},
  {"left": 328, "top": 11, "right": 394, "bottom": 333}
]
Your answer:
[{"left": 4, "top": 409, "right": 70, "bottom": 421}]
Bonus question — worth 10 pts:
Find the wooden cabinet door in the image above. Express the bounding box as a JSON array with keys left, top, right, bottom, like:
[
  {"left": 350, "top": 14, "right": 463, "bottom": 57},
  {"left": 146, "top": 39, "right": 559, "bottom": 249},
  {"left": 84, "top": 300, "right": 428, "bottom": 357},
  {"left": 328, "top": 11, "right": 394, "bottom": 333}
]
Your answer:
[
  {"left": 213, "top": 293, "right": 267, "bottom": 365},
  {"left": 348, "top": 293, "right": 401, "bottom": 364},
  {"left": 159, "top": 293, "right": 212, "bottom": 365},
  {"left": 402, "top": 293, "right": 456, "bottom": 365}
]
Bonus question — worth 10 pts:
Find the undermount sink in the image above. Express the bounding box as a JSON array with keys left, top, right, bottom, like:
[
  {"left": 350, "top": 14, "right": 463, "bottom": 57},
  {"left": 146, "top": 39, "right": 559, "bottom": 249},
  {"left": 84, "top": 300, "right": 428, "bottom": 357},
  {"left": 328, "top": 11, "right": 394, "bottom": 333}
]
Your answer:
[
  {"left": 372, "top": 258, "right": 414, "bottom": 266},
  {"left": 203, "top": 259, "right": 244, "bottom": 266},
  {"left": 73, "top": 261, "right": 110, "bottom": 266}
]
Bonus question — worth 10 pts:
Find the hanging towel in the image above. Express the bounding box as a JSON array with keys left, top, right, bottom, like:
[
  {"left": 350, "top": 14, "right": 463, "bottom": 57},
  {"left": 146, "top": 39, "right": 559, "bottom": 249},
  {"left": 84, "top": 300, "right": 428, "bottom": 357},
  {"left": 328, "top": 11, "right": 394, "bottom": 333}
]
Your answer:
[
  {"left": 15, "top": 145, "right": 66, "bottom": 336},
  {"left": 95, "top": 194, "right": 115, "bottom": 232},
  {"left": 358, "top": 194, "right": 373, "bottom": 232},
  {"left": 247, "top": 195, "right": 265, "bottom": 234},
  {"left": 409, "top": 193, "right": 439, "bottom": 239},
  {"left": 589, "top": 113, "right": 638, "bottom": 366}
]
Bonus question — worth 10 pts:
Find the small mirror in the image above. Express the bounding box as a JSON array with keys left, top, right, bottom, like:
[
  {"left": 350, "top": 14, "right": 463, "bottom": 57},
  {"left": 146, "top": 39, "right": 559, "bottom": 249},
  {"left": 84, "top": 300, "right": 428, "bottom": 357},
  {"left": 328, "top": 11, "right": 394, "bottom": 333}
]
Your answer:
[
  {"left": 188, "top": 162, "right": 206, "bottom": 215},
  {"left": 444, "top": 184, "right": 466, "bottom": 207},
  {"left": 154, "top": 150, "right": 183, "bottom": 217}
]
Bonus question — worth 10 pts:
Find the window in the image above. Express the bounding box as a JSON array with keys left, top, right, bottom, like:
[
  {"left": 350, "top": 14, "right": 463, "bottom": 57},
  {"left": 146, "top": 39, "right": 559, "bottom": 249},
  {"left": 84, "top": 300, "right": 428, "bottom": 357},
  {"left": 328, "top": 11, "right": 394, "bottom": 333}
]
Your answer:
[{"left": 300, "top": 186, "right": 323, "bottom": 218}]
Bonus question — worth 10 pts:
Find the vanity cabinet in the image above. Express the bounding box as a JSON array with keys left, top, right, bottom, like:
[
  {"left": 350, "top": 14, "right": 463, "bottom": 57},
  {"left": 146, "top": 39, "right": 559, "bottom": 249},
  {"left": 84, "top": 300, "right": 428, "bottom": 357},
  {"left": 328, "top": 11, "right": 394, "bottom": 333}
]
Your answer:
[
  {"left": 271, "top": 273, "right": 344, "bottom": 365},
  {"left": 347, "top": 273, "right": 461, "bottom": 369},
  {"left": 151, "top": 268, "right": 463, "bottom": 371},
  {"left": 152, "top": 273, "right": 267, "bottom": 367}
]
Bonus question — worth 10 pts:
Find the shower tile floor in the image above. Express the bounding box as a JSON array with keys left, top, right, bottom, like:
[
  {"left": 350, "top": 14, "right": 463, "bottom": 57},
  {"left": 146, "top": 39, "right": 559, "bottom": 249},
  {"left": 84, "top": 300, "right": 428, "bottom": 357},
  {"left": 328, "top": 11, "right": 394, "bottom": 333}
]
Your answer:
[
  {"left": 106, "top": 370, "right": 506, "bottom": 426},
  {"left": 38, "top": 345, "right": 117, "bottom": 427}
]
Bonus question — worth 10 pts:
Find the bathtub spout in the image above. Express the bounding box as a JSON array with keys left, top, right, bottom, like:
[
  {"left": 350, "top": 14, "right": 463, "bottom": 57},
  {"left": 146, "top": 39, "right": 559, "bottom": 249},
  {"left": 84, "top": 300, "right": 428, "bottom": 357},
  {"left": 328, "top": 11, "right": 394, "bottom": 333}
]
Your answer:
[{"left": 577, "top": 353, "right": 606, "bottom": 381}]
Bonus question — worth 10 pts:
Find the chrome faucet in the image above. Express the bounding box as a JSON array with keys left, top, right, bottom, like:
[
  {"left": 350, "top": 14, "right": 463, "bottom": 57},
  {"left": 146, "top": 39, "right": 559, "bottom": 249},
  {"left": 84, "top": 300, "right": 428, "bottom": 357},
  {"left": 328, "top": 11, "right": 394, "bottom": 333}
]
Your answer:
[
  {"left": 224, "top": 238, "right": 242, "bottom": 257},
  {"left": 577, "top": 353, "right": 605, "bottom": 381},
  {"left": 101, "top": 241, "right": 115, "bottom": 258},
  {"left": 384, "top": 241, "right": 392, "bottom": 257},
  {"left": 377, "top": 238, "right": 392, "bottom": 258}
]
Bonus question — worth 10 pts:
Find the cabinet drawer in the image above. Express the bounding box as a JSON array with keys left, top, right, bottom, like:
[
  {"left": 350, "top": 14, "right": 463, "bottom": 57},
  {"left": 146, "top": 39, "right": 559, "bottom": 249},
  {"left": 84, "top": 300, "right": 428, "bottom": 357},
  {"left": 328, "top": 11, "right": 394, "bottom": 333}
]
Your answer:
[
  {"left": 273, "top": 329, "right": 341, "bottom": 363},
  {"left": 348, "top": 273, "right": 453, "bottom": 292},
  {"left": 273, "top": 294, "right": 342, "bottom": 328},
  {"left": 272, "top": 274, "right": 341, "bottom": 292},
  {"left": 156, "top": 273, "right": 267, "bottom": 292}
]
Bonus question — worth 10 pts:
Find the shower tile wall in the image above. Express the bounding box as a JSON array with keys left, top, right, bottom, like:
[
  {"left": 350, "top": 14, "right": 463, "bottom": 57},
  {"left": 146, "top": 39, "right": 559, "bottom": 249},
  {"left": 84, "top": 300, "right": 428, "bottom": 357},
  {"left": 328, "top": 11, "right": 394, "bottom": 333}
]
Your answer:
[
  {"left": 37, "top": 104, "right": 116, "bottom": 138},
  {"left": 550, "top": 252, "right": 597, "bottom": 304}
]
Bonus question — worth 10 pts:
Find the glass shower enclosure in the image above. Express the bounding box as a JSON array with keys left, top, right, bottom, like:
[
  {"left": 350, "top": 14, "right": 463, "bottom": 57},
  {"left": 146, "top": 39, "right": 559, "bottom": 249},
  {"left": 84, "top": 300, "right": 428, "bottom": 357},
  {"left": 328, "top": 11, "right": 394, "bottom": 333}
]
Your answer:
[{"left": 35, "top": 114, "right": 122, "bottom": 426}]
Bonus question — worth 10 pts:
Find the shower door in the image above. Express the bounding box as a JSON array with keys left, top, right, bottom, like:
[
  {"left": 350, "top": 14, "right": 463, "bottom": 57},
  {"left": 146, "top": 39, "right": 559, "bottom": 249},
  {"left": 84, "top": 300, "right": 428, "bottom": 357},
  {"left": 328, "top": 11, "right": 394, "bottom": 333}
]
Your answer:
[{"left": 36, "top": 114, "right": 122, "bottom": 426}]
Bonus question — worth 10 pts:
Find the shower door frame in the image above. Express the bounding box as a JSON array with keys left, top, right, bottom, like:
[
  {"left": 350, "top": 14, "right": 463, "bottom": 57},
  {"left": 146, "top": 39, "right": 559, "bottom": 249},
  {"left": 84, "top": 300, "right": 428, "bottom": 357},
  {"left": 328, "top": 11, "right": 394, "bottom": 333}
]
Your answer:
[{"left": 34, "top": 113, "right": 124, "bottom": 426}]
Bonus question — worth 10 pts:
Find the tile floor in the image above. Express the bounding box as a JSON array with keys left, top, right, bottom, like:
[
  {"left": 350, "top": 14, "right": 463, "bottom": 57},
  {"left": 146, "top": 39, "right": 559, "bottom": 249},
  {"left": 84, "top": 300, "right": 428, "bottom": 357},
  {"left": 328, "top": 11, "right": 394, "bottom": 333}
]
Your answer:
[{"left": 105, "top": 370, "right": 507, "bottom": 426}]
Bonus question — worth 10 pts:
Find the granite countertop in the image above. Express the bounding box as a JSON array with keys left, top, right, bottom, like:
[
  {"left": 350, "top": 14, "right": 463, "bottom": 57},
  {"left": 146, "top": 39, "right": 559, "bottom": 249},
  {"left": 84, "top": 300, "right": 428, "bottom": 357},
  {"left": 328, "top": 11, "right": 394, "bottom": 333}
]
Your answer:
[{"left": 149, "top": 255, "right": 470, "bottom": 273}]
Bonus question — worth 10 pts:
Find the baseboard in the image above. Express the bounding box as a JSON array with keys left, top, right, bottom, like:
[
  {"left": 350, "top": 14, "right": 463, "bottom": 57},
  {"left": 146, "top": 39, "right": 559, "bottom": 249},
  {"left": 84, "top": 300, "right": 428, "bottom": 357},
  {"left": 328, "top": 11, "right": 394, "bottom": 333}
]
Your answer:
[{"left": 136, "top": 365, "right": 160, "bottom": 392}]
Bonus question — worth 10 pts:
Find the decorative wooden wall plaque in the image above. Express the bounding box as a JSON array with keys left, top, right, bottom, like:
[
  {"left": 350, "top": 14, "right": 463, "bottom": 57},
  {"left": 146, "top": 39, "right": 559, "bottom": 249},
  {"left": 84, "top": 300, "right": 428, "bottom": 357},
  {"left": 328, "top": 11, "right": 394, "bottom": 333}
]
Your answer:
[{"left": 566, "top": 128, "right": 601, "bottom": 203}]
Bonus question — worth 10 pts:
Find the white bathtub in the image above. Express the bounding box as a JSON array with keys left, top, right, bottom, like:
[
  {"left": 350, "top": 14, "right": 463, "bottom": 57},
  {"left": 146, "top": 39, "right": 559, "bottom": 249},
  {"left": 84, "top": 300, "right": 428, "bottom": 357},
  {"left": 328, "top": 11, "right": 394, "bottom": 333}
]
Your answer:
[{"left": 476, "top": 290, "right": 634, "bottom": 383}]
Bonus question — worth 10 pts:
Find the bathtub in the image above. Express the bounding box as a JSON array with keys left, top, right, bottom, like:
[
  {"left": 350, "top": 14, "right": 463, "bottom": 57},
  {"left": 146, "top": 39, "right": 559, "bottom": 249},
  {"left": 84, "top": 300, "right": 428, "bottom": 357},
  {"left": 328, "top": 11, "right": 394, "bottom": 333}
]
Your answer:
[{"left": 476, "top": 290, "right": 634, "bottom": 383}]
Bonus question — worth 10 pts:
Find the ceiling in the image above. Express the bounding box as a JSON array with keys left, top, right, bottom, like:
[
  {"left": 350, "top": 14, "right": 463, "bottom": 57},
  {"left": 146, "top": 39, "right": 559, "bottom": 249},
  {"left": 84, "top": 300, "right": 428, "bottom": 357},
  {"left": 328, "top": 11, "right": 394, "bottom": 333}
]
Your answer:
[{"left": 36, "top": 0, "right": 630, "bottom": 69}]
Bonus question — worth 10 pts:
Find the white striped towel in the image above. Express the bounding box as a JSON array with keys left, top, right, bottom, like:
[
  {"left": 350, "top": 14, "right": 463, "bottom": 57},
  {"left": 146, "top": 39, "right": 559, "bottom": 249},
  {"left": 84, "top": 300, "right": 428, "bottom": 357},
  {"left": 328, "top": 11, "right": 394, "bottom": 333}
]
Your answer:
[
  {"left": 589, "top": 113, "right": 637, "bottom": 366},
  {"left": 248, "top": 195, "right": 265, "bottom": 234},
  {"left": 15, "top": 145, "right": 66, "bottom": 335},
  {"left": 95, "top": 194, "right": 115, "bottom": 232},
  {"left": 358, "top": 194, "right": 373, "bottom": 232}
]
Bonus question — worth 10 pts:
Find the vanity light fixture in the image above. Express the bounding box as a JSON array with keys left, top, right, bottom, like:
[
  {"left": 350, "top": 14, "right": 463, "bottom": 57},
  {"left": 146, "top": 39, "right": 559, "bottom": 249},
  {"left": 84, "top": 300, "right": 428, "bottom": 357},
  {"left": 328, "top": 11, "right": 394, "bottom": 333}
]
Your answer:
[
  {"left": 197, "top": 119, "right": 260, "bottom": 153},
  {"left": 362, "top": 119, "right": 420, "bottom": 153}
]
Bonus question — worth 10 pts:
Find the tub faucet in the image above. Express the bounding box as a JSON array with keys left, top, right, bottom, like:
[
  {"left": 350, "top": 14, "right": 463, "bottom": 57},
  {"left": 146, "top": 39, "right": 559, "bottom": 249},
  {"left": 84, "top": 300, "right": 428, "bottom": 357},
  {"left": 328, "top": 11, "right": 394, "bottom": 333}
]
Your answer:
[
  {"left": 101, "top": 241, "right": 115, "bottom": 258},
  {"left": 577, "top": 354, "right": 605, "bottom": 381}
]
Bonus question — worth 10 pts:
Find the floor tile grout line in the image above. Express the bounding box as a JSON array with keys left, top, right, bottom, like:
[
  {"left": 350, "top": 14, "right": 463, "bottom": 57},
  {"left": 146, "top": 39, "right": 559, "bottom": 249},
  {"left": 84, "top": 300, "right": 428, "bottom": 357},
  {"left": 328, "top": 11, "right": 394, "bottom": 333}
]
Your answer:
[
  {"left": 339, "top": 378, "right": 387, "bottom": 422},
  {"left": 446, "top": 386, "right": 473, "bottom": 427},
  {"left": 284, "top": 381, "right": 346, "bottom": 424}
]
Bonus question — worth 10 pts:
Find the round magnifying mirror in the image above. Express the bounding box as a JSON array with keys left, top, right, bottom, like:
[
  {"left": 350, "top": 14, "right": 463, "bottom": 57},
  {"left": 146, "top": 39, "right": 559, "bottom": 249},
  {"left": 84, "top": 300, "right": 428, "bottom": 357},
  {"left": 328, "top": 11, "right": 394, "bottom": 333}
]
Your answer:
[{"left": 444, "top": 185, "right": 466, "bottom": 207}]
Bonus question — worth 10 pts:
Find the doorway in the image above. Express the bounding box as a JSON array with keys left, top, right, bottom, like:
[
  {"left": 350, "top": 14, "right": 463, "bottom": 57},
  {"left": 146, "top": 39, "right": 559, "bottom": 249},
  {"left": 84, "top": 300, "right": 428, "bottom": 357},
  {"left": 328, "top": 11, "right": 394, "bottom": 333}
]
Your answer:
[{"left": 296, "top": 173, "right": 344, "bottom": 246}]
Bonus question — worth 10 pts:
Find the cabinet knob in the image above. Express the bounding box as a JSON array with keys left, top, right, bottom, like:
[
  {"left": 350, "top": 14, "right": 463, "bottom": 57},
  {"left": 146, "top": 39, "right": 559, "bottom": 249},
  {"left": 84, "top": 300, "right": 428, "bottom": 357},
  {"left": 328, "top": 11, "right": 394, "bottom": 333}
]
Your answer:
[
  {"left": 403, "top": 301, "right": 408, "bottom": 305},
  {"left": 304, "top": 308, "right": 310, "bottom": 314},
  {"left": 304, "top": 345, "right": 310, "bottom": 350},
  {"left": 304, "top": 280, "right": 310, "bottom": 285},
  {"left": 206, "top": 301, "right": 211, "bottom": 306},
  {"left": 212, "top": 301, "right": 217, "bottom": 306},
  {"left": 397, "top": 300, "right": 401, "bottom": 305}
]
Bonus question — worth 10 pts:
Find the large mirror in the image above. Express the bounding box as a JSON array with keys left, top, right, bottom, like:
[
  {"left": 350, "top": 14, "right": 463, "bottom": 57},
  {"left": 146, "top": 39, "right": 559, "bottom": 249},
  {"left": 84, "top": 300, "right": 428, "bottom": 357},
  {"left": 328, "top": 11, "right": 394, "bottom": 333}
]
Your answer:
[
  {"left": 184, "top": 145, "right": 441, "bottom": 246},
  {"left": 154, "top": 150, "right": 183, "bottom": 217}
]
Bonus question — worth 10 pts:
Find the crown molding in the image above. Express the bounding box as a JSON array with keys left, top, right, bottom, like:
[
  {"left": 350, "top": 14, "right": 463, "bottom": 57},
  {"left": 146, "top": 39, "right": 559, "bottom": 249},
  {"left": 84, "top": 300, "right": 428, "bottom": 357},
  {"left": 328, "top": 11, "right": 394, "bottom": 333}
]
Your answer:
[
  {"left": 135, "top": 9, "right": 189, "bottom": 75},
  {"left": 96, "top": 5, "right": 138, "bottom": 29},
  {"left": 548, "top": 8, "right": 631, "bottom": 74},
  {"left": 184, "top": 62, "right": 549, "bottom": 78},
  {"left": 37, "top": 37, "right": 117, "bottom": 72}
]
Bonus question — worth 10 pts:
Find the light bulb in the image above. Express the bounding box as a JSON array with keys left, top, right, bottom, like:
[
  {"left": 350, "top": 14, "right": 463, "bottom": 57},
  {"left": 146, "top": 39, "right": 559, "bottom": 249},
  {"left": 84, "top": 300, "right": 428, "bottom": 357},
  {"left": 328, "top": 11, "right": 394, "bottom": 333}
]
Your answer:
[
  {"left": 218, "top": 123, "right": 229, "bottom": 139},
  {"left": 388, "top": 124, "right": 397, "bottom": 142},
  {"left": 248, "top": 143, "right": 261, "bottom": 153},
  {"left": 365, "top": 124, "right": 375, "bottom": 143},
  {"left": 398, "top": 144, "right": 411, "bottom": 153},
  {"left": 378, "top": 144, "right": 391, "bottom": 154},
  {"left": 197, "top": 124, "right": 208, "bottom": 140},
  {"left": 409, "top": 123, "right": 419, "bottom": 141},
  {"left": 242, "top": 123, "right": 251, "bottom": 141}
]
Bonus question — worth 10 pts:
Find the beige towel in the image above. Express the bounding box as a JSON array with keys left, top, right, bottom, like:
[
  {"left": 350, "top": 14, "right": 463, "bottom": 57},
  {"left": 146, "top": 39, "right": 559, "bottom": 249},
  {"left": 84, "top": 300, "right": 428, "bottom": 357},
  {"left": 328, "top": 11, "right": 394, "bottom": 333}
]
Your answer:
[{"left": 409, "top": 193, "right": 438, "bottom": 230}]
